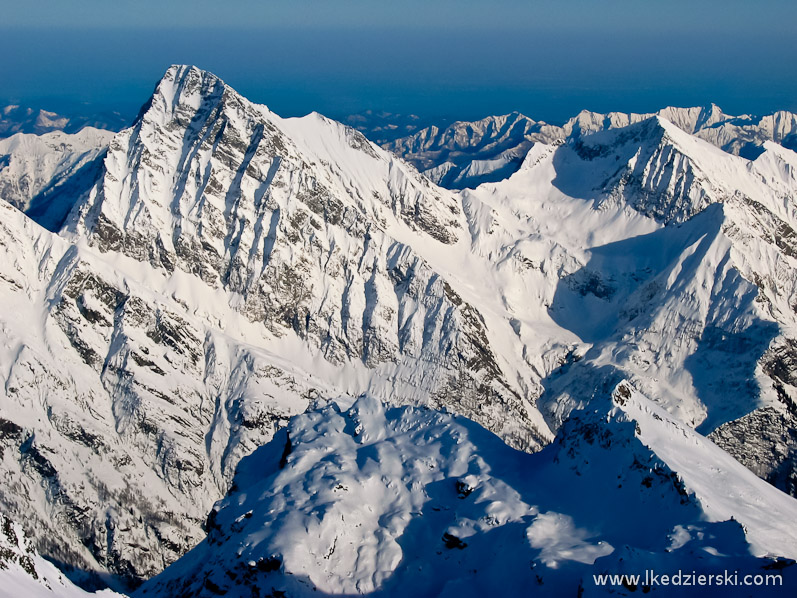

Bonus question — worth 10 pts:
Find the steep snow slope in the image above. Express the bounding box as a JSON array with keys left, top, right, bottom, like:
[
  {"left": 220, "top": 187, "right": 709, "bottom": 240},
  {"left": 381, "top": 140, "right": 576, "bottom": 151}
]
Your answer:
[
  {"left": 1, "top": 197, "right": 261, "bottom": 585},
  {"left": 0, "top": 512, "right": 124, "bottom": 598},
  {"left": 460, "top": 120, "right": 797, "bottom": 495},
  {"left": 135, "top": 387, "right": 797, "bottom": 598}
]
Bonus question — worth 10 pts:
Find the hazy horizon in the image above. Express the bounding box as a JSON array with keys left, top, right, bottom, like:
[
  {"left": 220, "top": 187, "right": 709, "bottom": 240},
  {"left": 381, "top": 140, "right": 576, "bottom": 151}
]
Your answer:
[{"left": 2, "top": 1, "right": 796, "bottom": 126}]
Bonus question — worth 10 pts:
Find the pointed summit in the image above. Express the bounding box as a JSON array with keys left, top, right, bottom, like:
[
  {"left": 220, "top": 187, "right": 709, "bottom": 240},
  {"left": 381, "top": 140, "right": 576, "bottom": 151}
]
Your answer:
[
  {"left": 64, "top": 64, "right": 462, "bottom": 273},
  {"left": 140, "top": 65, "right": 279, "bottom": 132}
]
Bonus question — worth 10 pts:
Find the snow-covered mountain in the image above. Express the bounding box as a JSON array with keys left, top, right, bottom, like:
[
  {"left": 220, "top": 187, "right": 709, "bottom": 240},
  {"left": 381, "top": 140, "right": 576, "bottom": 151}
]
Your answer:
[
  {"left": 2, "top": 65, "right": 797, "bottom": 594},
  {"left": 385, "top": 105, "right": 797, "bottom": 189},
  {"left": 460, "top": 119, "right": 797, "bottom": 498},
  {"left": 0, "top": 128, "right": 114, "bottom": 229},
  {"left": 0, "top": 66, "right": 549, "bottom": 589},
  {"left": 384, "top": 112, "right": 563, "bottom": 189},
  {"left": 135, "top": 387, "right": 797, "bottom": 597},
  {"left": 567, "top": 105, "right": 797, "bottom": 159}
]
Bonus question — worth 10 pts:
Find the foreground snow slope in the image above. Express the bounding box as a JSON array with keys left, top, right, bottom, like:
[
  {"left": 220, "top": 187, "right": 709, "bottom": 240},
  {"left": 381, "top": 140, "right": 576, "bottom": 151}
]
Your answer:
[{"left": 136, "top": 386, "right": 797, "bottom": 597}]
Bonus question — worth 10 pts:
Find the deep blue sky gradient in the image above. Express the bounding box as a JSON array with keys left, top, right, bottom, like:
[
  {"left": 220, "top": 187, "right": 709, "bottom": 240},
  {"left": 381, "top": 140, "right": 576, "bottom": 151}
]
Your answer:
[{"left": 2, "top": 1, "right": 795, "bottom": 125}]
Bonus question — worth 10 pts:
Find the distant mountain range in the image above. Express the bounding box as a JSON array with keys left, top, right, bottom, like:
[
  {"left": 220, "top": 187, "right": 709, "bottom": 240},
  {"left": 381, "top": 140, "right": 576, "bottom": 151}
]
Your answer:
[
  {"left": 342, "top": 110, "right": 442, "bottom": 145},
  {"left": 1, "top": 67, "right": 796, "bottom": 596},
  {"left": 376, "top": 106, "right": 797, "bottom": 189},
  {"left": 0, "top": 104, "right": 128, "bottom": 138}
]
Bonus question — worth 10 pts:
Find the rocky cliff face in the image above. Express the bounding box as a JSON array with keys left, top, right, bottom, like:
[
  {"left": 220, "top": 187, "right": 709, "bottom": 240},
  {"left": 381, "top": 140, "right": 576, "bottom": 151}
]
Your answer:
[{"left": 0, "top": 510, "right": 125, "bottom": 597}]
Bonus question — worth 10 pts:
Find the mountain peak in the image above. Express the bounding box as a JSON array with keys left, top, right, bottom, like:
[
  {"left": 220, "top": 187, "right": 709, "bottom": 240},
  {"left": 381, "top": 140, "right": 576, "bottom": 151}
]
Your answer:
[
  {"left": 135, "top": 64, "right": 262, "bottom": 130},
  {"left": 159, "top": 64, "right": 228, "bottom": 101}
]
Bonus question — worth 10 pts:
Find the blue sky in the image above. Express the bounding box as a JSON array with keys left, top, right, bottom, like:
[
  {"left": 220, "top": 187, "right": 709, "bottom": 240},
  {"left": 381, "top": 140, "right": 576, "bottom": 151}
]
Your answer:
[{"left": 1, "top": 1, "right": 796, "bottom": 124}]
